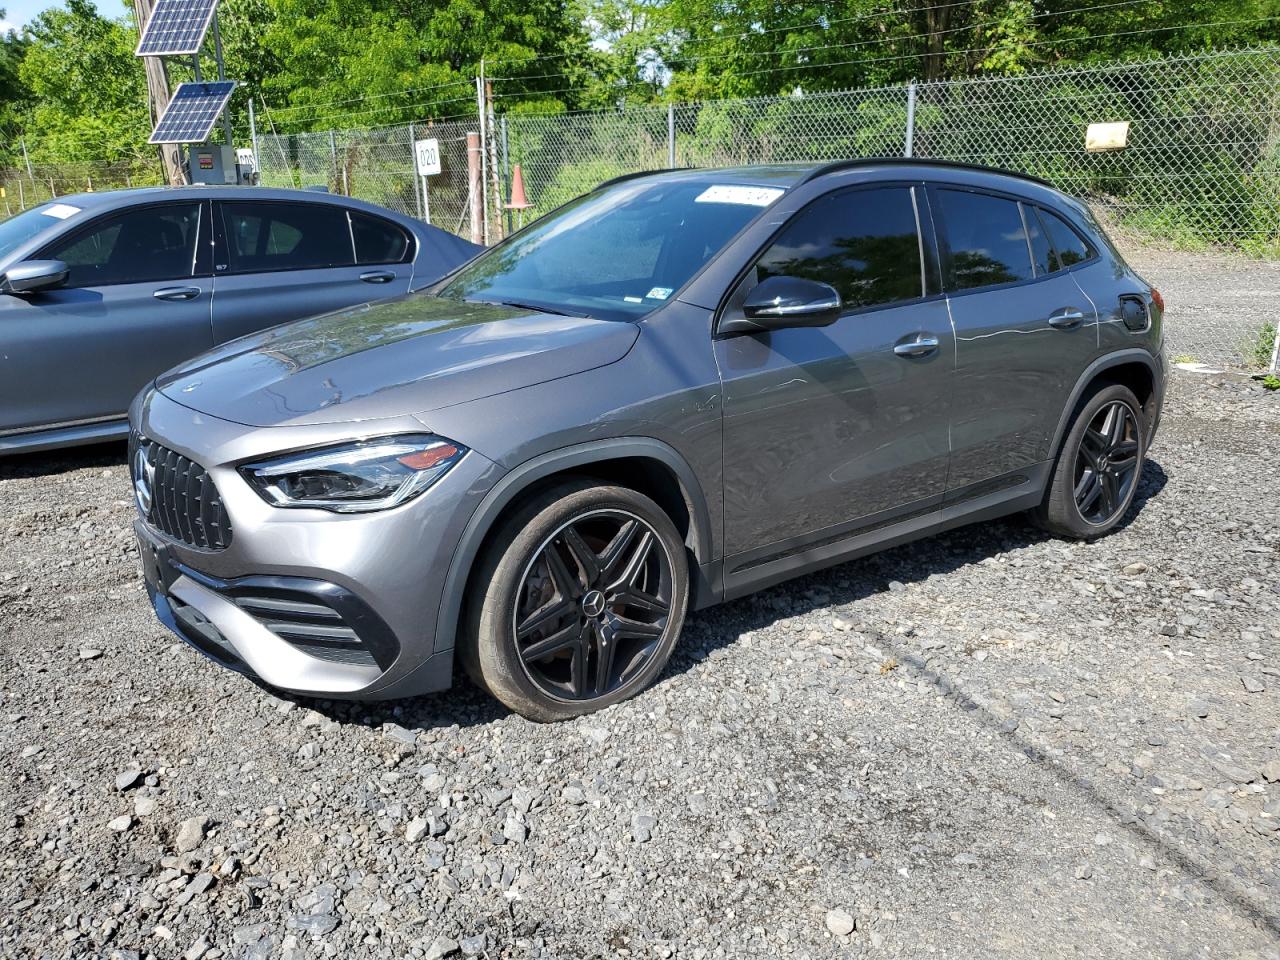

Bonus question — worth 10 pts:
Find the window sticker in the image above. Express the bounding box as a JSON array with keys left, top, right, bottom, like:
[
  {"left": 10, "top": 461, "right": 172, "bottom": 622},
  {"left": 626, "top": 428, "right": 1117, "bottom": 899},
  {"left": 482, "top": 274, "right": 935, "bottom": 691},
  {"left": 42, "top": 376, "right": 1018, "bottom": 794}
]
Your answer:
[
  {"left": 695, "top": 185, "right": 784, "bottom": 207},
  {"left": 624, "top": 295, "right": 644, "bottom": 303},
  {"left": 41, "top": 203, "right": 82, "bottom": 220},
  {"left": 646, "top": 286, "right": 673, "bottom": 300}
]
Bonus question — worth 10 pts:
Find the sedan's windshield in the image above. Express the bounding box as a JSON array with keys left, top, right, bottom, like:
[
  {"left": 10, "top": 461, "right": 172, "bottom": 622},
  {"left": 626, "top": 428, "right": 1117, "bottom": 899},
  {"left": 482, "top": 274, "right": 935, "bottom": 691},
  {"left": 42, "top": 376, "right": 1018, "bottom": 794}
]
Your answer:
[
  {"left": 439, "top": 178, "right": 783, "bottom": 321},
  {"left": 0, "top": 204, "right": 67, "bottom": 262}
]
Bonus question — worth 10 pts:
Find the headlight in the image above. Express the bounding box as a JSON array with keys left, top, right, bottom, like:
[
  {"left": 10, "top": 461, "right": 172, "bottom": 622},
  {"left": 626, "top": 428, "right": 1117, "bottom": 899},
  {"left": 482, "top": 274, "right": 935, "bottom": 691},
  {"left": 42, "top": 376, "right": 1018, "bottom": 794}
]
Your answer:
[{"left": 240, "top": 435, "right": 466, "bottom": 513}]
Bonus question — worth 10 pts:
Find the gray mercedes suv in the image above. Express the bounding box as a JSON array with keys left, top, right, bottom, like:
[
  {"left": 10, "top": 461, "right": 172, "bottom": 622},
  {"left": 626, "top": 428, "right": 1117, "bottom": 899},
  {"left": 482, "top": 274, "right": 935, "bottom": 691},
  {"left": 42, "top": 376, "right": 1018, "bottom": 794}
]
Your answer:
[{"left": 130, "top": 160, "right": 1166, "bottom": 720}]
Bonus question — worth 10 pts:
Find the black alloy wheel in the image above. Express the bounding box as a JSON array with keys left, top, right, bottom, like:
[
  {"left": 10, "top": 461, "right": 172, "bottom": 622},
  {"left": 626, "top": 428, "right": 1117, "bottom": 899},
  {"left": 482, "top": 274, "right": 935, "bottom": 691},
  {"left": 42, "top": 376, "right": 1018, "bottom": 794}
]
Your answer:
[
  {"left": 513, "top": 509, "right": 674, "bottom": 701},
  {"left": 1073, "top": 399, "right": 1141, "bottom": 526}
]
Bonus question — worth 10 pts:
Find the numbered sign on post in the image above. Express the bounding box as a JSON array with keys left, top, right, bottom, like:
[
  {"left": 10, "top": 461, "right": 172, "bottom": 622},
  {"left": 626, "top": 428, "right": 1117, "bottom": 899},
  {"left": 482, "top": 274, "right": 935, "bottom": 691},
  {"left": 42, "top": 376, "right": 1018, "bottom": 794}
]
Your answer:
[{"left": 415, "top": 138, "right": 442, "bottom": 176}]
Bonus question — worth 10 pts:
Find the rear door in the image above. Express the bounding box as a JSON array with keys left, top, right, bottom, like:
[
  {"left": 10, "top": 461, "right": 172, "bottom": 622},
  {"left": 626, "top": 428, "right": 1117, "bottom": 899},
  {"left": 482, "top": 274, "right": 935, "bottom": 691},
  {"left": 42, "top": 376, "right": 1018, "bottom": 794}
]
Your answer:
[
  {"left": 0, "top": 200, "right": 212, "bottom": 433},
  {"left": 210, "top": 200, "right": 414, "bottom": 343},
  {"left": 932, "top": 186, "right": 1099, "bottom": 494}
]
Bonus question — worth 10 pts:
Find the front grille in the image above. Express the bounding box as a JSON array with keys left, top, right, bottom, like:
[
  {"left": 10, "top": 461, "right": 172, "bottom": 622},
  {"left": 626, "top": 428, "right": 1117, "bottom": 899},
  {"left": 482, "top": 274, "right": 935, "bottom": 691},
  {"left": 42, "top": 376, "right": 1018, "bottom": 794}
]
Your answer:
[{"left": 131, "top": 433, "right": 233, "bottom": 550}]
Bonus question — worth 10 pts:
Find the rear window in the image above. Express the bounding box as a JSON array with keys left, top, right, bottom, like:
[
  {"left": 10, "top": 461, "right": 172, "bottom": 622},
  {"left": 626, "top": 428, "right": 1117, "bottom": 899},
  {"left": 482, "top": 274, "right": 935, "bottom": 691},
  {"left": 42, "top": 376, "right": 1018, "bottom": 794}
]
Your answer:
[
  {"left": 221, "top": 201, "right": 354, "bottom": 273},
  {"left": 937, "top": 190, "right": 1033, "bottom": 290}
]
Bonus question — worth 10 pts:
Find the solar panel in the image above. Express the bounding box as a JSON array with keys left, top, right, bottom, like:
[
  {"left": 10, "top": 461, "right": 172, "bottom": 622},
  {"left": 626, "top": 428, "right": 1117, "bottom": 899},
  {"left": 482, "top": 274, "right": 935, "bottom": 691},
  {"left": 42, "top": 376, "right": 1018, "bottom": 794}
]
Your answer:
[
  {"left": 135, "top": 0, "right": 218, "bottom": 56},
  {"left": 149, "top": 81, "right": 236, "bottom": 144}
]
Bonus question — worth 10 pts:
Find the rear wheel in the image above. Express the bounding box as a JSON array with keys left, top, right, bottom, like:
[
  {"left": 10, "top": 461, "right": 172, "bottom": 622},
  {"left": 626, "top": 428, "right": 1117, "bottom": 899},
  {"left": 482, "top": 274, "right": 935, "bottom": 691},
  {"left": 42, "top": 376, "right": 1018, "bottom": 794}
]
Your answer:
[
  {"left": 462, "top": 480, "right": 689, "bottom": 721},
  {"left": 1035, "top": 383, "right": 1145, "bottom": 539}
]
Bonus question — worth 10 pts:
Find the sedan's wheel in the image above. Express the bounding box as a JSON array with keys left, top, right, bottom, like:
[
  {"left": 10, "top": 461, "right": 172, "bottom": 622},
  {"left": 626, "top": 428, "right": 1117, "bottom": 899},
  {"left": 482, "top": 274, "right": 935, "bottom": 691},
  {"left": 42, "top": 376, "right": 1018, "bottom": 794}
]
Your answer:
[
  {"left": 463, "top": 481, "right": 688, "bottom": 721},
  {"left": 1035, "top": 383, "right": 1146, "bottom": 540}
]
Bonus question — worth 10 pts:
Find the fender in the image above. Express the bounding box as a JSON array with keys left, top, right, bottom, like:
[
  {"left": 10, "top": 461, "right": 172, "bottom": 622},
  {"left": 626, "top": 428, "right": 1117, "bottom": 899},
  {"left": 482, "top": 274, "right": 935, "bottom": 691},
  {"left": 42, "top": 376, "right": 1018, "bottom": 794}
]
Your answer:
[
  {"left": 1048, "top": 348, "right": 1160, "bottom": 460},
  {"left": 430, "top": 436, "right": 717, "bottom": 656}
]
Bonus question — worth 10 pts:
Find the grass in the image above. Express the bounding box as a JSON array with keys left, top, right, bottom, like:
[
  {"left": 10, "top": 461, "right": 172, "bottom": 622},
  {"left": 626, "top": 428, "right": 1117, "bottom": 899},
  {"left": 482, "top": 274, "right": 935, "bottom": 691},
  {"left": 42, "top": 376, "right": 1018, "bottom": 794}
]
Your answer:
[{"left": 1243, "top": 321, "right": 1278, "bottom": 370}]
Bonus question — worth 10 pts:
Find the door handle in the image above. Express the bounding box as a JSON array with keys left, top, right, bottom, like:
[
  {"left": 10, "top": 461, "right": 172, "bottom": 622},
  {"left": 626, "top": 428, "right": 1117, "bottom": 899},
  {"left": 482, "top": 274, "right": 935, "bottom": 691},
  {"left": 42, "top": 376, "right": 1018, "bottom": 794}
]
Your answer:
[
  {"left": 893, "top": 334, "right": 940, "bottom": 358},
  {"left": 1048, "top": 309, "right": 1086, "bottom": 329},
  {"left": 153, "top": 286, "right": 201, "bottom": 301},
  {"left": 359, "top": 270, "right": 397, "bottom": 284}
]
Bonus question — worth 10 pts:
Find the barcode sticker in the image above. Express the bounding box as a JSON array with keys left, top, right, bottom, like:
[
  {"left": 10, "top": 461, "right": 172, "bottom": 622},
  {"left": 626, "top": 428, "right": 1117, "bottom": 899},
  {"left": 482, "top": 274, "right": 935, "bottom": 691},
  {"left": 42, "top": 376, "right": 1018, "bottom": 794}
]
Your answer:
[
  {"left": 695, "top": 185, "right": 784, "bottom": 207},
  {"left": 42, "top": 203, "right": 82, "bottom": 220}
]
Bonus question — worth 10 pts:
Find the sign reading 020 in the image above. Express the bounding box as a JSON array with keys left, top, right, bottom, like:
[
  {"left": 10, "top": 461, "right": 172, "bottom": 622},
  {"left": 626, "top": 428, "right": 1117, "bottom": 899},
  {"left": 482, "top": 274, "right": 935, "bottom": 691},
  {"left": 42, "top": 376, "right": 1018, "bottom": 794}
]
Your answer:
[{"left": 415, "top": 139, "right": 442, "bottom": 177}]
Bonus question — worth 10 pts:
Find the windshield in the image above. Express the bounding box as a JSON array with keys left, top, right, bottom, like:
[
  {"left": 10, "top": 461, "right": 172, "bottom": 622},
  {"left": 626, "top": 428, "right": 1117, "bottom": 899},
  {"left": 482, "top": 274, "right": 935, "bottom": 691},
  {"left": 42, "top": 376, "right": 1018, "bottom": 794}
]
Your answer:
[
  {"left": 439, "top": 178, "right": 783, "bottom": 321},
  {"left": 0, "top": 203, "right": 69, "bottom": 263}
]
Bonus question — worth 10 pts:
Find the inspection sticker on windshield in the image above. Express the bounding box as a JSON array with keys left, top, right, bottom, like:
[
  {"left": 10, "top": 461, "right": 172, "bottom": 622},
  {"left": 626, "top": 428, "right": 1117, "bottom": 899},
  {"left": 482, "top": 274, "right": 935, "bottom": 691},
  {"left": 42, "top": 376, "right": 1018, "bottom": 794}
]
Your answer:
[
  {"left": 41, "top": 203, "right": 81, "bottom": 220},
  {"left": 695, "top": 185, "right": 783, "bottom": 207},
  {"left": 646, "top": 287, "right": 673, "bottom": 300}
]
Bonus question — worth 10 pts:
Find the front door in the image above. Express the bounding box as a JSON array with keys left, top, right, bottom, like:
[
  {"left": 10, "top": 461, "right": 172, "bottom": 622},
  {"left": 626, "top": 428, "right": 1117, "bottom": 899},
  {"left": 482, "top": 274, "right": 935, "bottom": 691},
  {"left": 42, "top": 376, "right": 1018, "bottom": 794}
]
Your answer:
[
  {"left": 714, "top": 184, "right": 954, "bottom": 566},
  {"left": 211, "top": 200, "right": 413, "bottom": 343},
  {"left": 929, "top": 187, "right": 1100, "bottom": 493},
  {"left": 0, "top": 201, "right": 213, "bottom": 434}
]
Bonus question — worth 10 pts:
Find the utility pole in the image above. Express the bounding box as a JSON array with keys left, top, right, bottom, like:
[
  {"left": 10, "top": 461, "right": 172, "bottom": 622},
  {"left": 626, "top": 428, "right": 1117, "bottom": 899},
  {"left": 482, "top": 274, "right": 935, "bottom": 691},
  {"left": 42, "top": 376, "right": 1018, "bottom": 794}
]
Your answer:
[{"left": 132, "top": 0, "right": 185, "bottom": 184}]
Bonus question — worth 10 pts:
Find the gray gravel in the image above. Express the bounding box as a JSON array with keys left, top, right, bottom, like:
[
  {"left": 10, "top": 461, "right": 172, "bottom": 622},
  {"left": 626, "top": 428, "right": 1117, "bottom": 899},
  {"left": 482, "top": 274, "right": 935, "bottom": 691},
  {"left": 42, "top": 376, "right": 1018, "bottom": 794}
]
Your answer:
[
  {"left": 1124, "top": 246, "right": 1280, "bottom": 368},
  {"left": 2, "top": 369, "right": 1279, "bottom": 960}
]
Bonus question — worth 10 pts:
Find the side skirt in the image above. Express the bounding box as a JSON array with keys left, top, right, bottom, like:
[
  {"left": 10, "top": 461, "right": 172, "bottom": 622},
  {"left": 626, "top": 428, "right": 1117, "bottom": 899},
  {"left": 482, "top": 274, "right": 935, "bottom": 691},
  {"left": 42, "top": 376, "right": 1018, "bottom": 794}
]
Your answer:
[
  {"left": 718, "top": 461, "right": 1051, "bottom": 603},
  {"left": 0, "top": 417, "right": 129, "bottom": 455}
]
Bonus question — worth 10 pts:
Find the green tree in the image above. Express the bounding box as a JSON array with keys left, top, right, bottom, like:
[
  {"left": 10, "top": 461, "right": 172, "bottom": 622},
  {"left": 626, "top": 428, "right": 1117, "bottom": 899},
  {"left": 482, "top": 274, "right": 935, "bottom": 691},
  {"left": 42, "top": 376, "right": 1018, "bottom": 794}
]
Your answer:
[
  {"left": 17, "top": 0, "right": 149, "bottom": 163},
  {"left": 0, "top": 11, "right": 31, "bottom": 166}
]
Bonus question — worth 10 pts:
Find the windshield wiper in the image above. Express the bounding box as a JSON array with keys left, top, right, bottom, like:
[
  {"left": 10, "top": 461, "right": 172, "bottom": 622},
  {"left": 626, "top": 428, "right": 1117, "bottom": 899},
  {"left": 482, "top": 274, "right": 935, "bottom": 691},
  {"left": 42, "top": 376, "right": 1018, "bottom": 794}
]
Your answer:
[{"left": 472, "top": 298, "right": 589, "bottom": 319}]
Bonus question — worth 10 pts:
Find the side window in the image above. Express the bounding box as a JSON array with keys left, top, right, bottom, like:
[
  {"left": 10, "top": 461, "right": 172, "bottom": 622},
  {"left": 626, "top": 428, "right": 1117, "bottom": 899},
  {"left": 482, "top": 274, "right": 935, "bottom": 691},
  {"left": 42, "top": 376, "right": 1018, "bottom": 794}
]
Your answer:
[
  {"left": 45, "top": 203, "right": 201, "bottom": 287},
  {"left": 351, "top": 212, "right": 411, "bottom": 264},
  {"left": 221, "top": 202, "right": 355, "bottom": 274},
  {"left": 1024, "top": 204, "right": 1053, "bottom": 276},
  {"left": 1038, "top": 208, "right": 1093, "bottom": 270},
  {"left": 754, "top": 186, "right": 923, "bottom": 311},
  {"left": 937, "top": 189, "right": 1033, "bottom": 290}
]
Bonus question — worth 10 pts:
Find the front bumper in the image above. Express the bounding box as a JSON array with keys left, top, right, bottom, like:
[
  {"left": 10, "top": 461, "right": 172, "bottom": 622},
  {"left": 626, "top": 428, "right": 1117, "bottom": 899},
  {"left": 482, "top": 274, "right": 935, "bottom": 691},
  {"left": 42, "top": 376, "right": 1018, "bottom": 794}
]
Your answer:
[{"left": 132, "top": 389, "right": 501, "bottom": 700}]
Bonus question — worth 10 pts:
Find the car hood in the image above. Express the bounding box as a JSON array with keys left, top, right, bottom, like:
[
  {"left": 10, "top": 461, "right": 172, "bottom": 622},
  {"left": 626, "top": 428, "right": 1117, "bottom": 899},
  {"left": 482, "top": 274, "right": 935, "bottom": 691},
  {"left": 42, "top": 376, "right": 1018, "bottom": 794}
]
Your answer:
[{"left": 156, "top": 295, "right": 639, "bottom": 427}]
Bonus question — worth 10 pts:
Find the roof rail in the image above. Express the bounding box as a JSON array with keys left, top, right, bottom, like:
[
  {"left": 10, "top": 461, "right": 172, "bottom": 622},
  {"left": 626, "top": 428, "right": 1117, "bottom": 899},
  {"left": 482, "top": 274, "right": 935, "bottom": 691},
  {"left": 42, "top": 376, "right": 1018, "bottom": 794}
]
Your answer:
[
  {"left": 797, "top": 156, "right": 1057, "bottom": 189},
  {"left": 595, "top": 167, "right": 692, "bottom": 190}
]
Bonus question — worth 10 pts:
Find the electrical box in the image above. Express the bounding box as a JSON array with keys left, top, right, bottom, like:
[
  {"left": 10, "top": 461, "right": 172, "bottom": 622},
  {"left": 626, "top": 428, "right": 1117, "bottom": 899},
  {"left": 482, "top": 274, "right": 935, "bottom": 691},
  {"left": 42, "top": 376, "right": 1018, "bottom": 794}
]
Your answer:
[{"left": 187, "top": 144, "right": 238, "bottom": 185}]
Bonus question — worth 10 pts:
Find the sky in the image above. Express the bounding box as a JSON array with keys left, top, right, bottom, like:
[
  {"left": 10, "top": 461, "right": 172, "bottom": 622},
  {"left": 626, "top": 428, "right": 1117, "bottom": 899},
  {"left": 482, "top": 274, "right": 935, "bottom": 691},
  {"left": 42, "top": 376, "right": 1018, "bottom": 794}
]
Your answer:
[{"left": 1, "top": 0, "right": 129, "bottom": 32}]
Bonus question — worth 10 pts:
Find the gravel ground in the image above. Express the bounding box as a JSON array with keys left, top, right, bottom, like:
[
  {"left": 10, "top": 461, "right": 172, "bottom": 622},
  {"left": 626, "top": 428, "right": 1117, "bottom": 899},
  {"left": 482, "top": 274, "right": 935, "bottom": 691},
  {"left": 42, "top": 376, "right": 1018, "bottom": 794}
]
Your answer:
[
  {"left": 2, "top": 369, "right": 1278, "bottom": 960},
  {"left": 1123, "top": 247, "right": 1279, "bottom": 368}
]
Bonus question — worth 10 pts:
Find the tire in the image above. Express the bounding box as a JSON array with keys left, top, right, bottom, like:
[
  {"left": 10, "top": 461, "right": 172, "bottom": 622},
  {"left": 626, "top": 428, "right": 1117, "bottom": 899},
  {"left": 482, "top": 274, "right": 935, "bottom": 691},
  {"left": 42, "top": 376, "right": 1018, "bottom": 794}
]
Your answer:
[
  {"left": 461, "top": 480, "right": 689, "bottom": 721},
  {"left": 1034, "top": 383, "right": 1146, "bottom": 540}
]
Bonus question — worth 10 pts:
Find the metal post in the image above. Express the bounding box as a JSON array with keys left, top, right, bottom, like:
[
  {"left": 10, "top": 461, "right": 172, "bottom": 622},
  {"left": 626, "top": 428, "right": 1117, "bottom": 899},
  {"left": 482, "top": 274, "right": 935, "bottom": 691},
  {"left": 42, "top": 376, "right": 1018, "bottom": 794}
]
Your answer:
[
  {"left": 476, "top": 69, "right": 489, "bottom": 244},
  {"left": 1268, "top": 322, "right": 1280, "bottom": 374},
  {"left": 501, "top": 116, "right": 511, "bottom": 236},
  {"left": 17, "top": 179, "right": 24, "bottom": 210},
  {"left": 212, "top": 12, "right": 234, "bottom": 152},
  {"left": 20, "top": 138, "right": 33, "bottom": 181},
  {"left": 906, "top": 81, "right": 916, "bottom": 158},
  {"left": 248, "top": 97, "right": 260, "bottom": 179},
  {"left": 466, "top": 131, "right": 483, "bottom": 245},
  {"left": 667, "top": 104, "right": 676, "bottom": 168},
  {"left": 328, "top": 129, "right": 339, "bottom": 193},
  {"left": 409, "top": 122, "right": 423, "bottom": 220}
]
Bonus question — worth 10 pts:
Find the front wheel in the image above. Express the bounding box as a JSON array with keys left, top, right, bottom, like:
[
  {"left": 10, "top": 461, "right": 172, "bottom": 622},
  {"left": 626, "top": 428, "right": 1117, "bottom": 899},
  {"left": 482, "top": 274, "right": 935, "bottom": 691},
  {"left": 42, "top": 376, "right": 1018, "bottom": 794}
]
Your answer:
[
  {"left": 462, "top": 480, "right": 689, "bottom": 721},
  {"left": 1035, "top": 383, "right": 1146, "bottom": 540}
]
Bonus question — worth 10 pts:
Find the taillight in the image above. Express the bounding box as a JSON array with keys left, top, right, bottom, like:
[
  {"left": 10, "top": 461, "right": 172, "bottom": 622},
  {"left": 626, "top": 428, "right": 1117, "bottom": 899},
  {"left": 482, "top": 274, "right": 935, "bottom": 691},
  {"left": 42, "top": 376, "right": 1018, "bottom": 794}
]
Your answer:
[{"left": 1150, "top": 287, "right": 1164, "bottom": 312}]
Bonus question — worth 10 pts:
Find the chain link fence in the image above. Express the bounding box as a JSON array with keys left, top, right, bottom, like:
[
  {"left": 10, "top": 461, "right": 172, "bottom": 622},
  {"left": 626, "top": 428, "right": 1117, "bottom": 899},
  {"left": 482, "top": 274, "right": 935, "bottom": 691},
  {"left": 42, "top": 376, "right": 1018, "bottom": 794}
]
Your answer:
[
  {"left": 0, "top": 162, "right": 163, "bottom": 216},
  {"left": 254, "top": 120, "right": 486, "bottom": 240},
  {"left": 4, "top": 48, "right": 1278, "bottom": 367}
]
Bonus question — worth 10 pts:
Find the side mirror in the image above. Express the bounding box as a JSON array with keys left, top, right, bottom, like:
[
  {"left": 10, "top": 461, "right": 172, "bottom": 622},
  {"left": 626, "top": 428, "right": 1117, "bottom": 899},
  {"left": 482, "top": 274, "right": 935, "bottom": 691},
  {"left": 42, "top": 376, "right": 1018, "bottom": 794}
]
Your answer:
[
  {"left": 2, "top": 259, "right": 69, "bottom": 295},
  {"left": 732, "top": 275, "right": 842, "bottom": 332}
]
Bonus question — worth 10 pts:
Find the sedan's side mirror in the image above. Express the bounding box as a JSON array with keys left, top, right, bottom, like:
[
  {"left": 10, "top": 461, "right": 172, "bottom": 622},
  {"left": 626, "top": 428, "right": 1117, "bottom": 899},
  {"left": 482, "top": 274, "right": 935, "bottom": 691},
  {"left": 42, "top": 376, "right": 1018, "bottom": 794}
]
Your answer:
[
  {"left": 728, "top": 275, "right": 842, "bottom": 333},
  {"left": 1, "top": 259, "right": 69, "bottom": 295}
]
